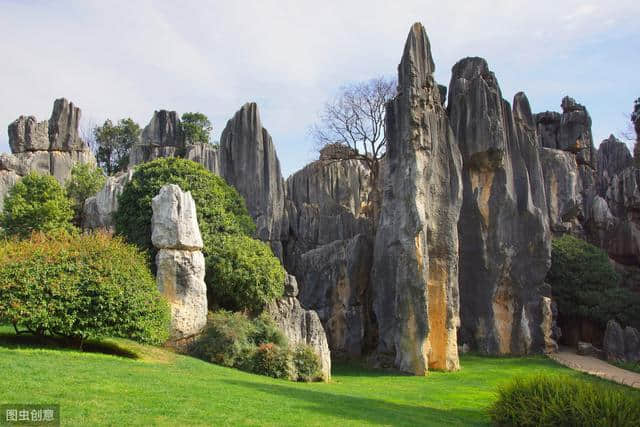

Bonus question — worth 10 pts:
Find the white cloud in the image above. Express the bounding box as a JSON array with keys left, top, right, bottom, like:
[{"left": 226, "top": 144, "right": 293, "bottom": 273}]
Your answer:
[{"left": 0, "top": 0, "right": 638, "bottom": 176}]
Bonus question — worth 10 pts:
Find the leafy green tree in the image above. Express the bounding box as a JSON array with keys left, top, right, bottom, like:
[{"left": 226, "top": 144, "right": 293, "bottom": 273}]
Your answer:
[
  {"left": 1, "top": 173, "right": 74, "bottom": 237},
  {"left": 0, "top": 232, "right": 170, "bottom": 347},
  {"left": 95, "top": 118, "right": 141, "bottom": 175},
  {"left": 181, "top": 112, "right": 213, "bottom": 145},
  {"left": 115, "top": 158, "right": 284, "bottom": 311},
  {"left": 547, "top": 235, "right": 639, "bottom": 328},
  {"left": 65, "top": 163, "right": 106, "bottom": 226}
]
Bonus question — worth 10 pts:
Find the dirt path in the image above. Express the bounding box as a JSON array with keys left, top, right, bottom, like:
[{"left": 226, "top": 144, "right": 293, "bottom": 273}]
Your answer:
[{"left": 549, "top": 348, "right": 640, "bottom": 389}]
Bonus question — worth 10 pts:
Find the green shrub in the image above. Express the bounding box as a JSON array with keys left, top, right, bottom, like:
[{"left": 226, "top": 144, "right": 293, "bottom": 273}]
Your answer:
[
  {"left": 548, "top": 235, "right": 640, "bottom": 328},
  {"left": 0, "top": 232, "right": 170, "bottom": 346},
  {"left": 292, "top": 344, "right": 322, "bottom": 382},
  {"left": 115, "top": 157, "right": 254, "bottom": 254},
  {"left": 114, "top": 158, "right": 284, "bottom": 312},
  {"left": 181, "top": 112, "right": 213, "bottom": 145},
  {"left": 65, "top": 163, "right": 106, "bottom": 225},
  {"left": 207, "top": 234, "right": 285, "bottom": 312},
  {"left": 252, "top": 343, "right": 294, "bottom": 380},
  {"left": 489, "top": 374, "right": 640, "bottom": 427},
  {"left": 1, "top": 173, "right": 74, "bottom": 237}
]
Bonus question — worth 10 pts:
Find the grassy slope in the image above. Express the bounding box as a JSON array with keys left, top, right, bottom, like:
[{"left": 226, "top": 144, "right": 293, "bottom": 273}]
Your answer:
[{"left": 1, "top": 328, "right": 637, "bottom": 426}]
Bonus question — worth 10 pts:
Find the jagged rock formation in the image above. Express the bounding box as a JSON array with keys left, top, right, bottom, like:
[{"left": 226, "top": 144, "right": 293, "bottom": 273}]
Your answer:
[
  {"left": 152, "top": 184, "right": 207, "bottom": 346},
  {"left": 371, "top": 23, "right": 463, "bottom": 374},
  {"left": 448, "top": 57, "right": 553, "bottom": 355},
  {"left": 219, "top": 103, "right": 286, "bottom": 258},
  {"left": 597, "top": 135, "right": 633, "bottom": 195},
  {"left": 0, "top": 99, "right": 95, "bottom": 211},
  {"left": 130, "top": 110, "right": 184, "bottom": 167},
  {"left": 267, "top": 274, "right": 332, "bottom": 381},
  {"left": 82, "top": 170, "right": 133, "bottom": 231},
  {"left": 185, "top": 143, "right": 220, "bottom": 175},
  {"left": 284, "top": 159, "right": 375, "bottom": 357}
]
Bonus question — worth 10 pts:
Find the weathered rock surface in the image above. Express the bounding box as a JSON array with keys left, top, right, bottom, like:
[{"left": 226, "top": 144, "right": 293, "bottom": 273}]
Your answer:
[
  {"left": 82, "top": 171, "right": 133, "bottom": 231},
  {"left": 267, "top": 274, "right": 331, "bottom": 381},
  {"left": 219, "top": 103, "right": 286, "bottom": 257},
  {"left": 576, "top": 341, "right": 604, "bottom": 359},
  {"left": 284, "top": 159, "right": 375, "bottom": 357},
  {"left": 625, "top": 326, "right": 640, "bottom": 363},
  {"left": 151, "top": 184, "right": 203, "bottom": 250},
  {"left": 129, "top": 110, "right": 183, "bottom": 167},
  {"left": 449, "top": 57, "right": 552, "bottom": 355},
  {"left": 596, "top": 135, "right": 632, "bottom": 196},
  {"left": 185, "top": 143, "right": 220, "bottom": 175},
  {"left": 371, "top": 23, "right": 463, "bottom": 374},
  {"left": 152, "top": 184, "right": 207, "bottom": 344},
  {"left": 1, "top": 99, "right": 95, "bottom": 210},
  {"left": 603, "top": 319, "right": 626, "bottom": 362},
  {"left": 540, "top": 148, "right": 583, "bottom": 233}
]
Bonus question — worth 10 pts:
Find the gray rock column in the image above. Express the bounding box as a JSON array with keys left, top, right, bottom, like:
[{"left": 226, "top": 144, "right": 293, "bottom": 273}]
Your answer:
[
  {"left": 152, "top": 184, "right": 207, "bottom": 345},
  {"left": 371, "top": 23, "right": 463, "bottom": 374}
]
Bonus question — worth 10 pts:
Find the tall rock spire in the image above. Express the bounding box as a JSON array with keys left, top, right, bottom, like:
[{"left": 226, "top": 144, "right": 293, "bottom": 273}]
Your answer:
[{"left": 371, "top": 23, "right": 463, "bottom": 374}]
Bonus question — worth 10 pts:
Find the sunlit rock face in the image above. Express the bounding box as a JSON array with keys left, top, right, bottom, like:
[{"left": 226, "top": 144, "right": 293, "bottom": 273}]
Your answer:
[
  {"left": 219, "top": 102, "right": 286, "bottom": 259},
  {"left": 130, "top": 110, "right": 184, "bottom": 167},
  {"left": 448, "top": 57, "right": 553, "bottom": 356},
  {"left": 152, "top": 184, "right": 207, "bottom": 345},
  {"left": 1, "top": 98, "right": 95, "bottom": 211},
  {"left": 371, "top": 23, "right": 463, "bottom": 374}
]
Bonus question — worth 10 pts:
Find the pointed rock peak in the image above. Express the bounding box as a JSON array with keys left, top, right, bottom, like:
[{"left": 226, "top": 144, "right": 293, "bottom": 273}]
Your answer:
[
  {"left": 398, "top": 22, "right": 435, "bottom": 90},
  {"left": 450, "top": 57, "right": 498, "bottom": 90},
  {"left": 560, "top": 96, "right": 585, "bottom": 113},
  {"left": 513, "top": 92, "right": 535, "bottom": 128}
]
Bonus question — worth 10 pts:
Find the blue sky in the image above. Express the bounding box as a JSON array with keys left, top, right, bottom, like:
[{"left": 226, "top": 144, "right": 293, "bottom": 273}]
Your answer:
[{"left": 1, "top": 0, "right": 638, "bottom": 177}]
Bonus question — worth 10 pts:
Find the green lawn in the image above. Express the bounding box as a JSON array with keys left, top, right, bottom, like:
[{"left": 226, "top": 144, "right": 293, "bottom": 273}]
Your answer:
[{"left": 0, "top": 327, "right": 637, "bottom": 426}]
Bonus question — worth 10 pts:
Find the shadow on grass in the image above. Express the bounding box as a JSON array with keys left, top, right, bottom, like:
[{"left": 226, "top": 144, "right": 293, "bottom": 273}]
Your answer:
[
  {"left": 0, "top": 331, "right": 138, "bottom": 359},
  {"left": 223, "top": 379, "right": 488, "bottom": 426}
]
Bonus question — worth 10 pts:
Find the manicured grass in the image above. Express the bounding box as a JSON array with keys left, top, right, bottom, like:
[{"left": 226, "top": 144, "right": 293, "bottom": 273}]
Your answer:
[{"left": 0, "top": 327, "right": 637, "bottom": 426}]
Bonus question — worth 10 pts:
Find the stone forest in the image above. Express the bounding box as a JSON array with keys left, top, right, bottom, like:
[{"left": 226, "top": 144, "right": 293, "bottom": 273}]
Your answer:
[{"left": 1, "top": 21, "right": 639, "bottom": 426}]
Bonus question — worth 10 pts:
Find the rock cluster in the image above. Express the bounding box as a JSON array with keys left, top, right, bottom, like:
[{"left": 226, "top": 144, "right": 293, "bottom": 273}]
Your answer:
[
  {"left": 267, "top": 274, "right": 332, "bottom": 381},
  {"left": 152, "top": 184, "right": 207, "bottom": 345},
  {"left": 371, "top": 23, "right": 463, "bottom": 373},
  {"left": 130, "top": 110, "right": 184, "bottom": 167},
  {"left": 0, "top": 99, "right": 95, "bottom": 210},
  {"left": 603, "top": 320, "right": 640, "bottom": 363},
  {"left": 82, "top": 170, "right": 133, "bottom": 231},
  {"left": 448, "top": 57, "right": 553, "bottom": 355}
]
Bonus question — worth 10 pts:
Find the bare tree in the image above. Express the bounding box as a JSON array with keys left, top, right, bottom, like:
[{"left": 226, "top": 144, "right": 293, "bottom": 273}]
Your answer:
[
  {"left": 310, "top": 77, "right": 396, "bottom": 187},
  {"left": 633, "top": 98, "right": 640, "bottom": 166}
]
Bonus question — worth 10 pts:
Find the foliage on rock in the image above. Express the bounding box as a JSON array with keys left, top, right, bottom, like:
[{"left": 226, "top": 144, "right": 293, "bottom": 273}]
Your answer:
[
  {"left": 207, "top": 234, "right": 285, "bottom": 312},
  {"left": 94, "top": 118, "right": 141, "bottom": 175},
  {"left": 489, "top": 374, "right": 640, "bottom": 426},
  {"left": 65, "top": 163, "right": 106, "bottom": 226},
  {"left": 0, "top": 232, "right": 170, "bottom": 346},
  {"left": 548, "top": 235, "right": 640, "bottom": 328},
  {"left": 1, "top": 173, "right": 75, "bottom": 237},
  {"left": 181, "top": 112, "right": 213, "bottom": 145},
  {"left": 191, "top": 310, "right": 321, "bottom": 381}
]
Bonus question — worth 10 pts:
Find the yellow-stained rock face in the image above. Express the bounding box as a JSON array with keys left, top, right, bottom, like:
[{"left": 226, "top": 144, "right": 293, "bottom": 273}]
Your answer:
[{"left": 492, "top": 281, "right": 514, "bottom": 355}]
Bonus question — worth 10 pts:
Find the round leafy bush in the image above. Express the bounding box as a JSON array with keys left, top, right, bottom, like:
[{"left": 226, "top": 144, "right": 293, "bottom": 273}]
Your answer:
[
  {"left": 1, "top": 172, "right": 74, "bottom": 237},
  {"left": 548, "top": 235, "right": 639, "bottom": 328},
  {"left": 252, "top": 343, "right": 294, "bottom": 380},
  {"left": 207, "top": 234, "right": 285, "bottom": 312},
  {"left": 292, "top": 344, "right": 322, "bottom": 382},
  {"left": 0, "top": 232, "right": 170, "bottom": 346},
  {"left": 190, "top": 310, "right": 287, "bottom": 370},
  {"left": 489, "top": 374, "right": 640, "bottom": 426},
  {"left": 115, "top": 158, "right": 285, "bottom": 311},
  {"left": 114, "top": 157, "right": 254, "bottom": 254}
]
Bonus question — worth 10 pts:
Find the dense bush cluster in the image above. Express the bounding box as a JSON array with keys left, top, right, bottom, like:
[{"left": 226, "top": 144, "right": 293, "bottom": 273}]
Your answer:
[
  {"left": 0, "top": 232, "right": 170, "bottom": 347},
  {"left": 547, "top": 235, "right": 640, "bottom": 328},
  {"left": 1, "top": 173, "right": 74, "bottom": 237},
  {"left": 65, "top": 163, "right": 106, "bottom": 225},
  {"left": 489, "top": 374, "right": 640, "bottom": 426},
  {"left": 191, "top": 310, "right": 321, "bottom": 382},
  {"left": 115, "top": 158, "right": 284, "bottom": 311}
]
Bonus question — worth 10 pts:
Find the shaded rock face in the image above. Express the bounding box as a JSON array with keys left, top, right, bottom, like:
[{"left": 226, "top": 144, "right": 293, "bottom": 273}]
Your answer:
[
  {"left": 82, "top": 171, "right": 133, "bottom": 231},
  {"left": 1, "top": 99, "right": 95, "bottom": 210},
  {"left": 540, "top": 148, "right": 583, "bottom": 233},
  {"left": 448, "top": 57, "right": 552, "bottom": 356},
  {"left": 267, "top": 274, "right": 331, "bottom": 381},
  {"left": 152, "top": 184, "right": 207, "bottom": 345},
  {"left": 597, "top": 135, "right": 632, "bottom": 196},
  {"left": 185, "top": 143, "right": 220, "bottom": 175},
  {"left": 371, "top": 23, "right": 463, "bottom": 374},
  {"left": 284, "top": 159, "right": 375, "bottom": 358},
  {"left": 130, "top": 110, "right": 184, "bottom": 167},
  {"left": 219, "top": 103, "right": 286, "bottom": 257},
  {"left": 604, "top": 167, "right": 640, "bottom": 265},
  {"left": 603, "top": 320, "right": 626, "bottom": 362}
]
